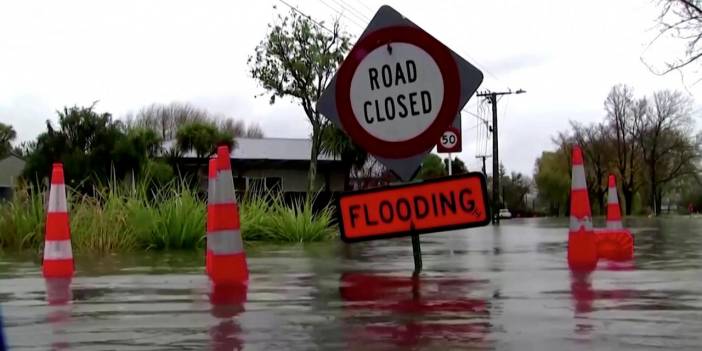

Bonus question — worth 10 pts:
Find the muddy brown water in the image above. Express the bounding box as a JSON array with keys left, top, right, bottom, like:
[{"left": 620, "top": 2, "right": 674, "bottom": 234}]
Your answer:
[{"left": 1, "top": 217, "right": 701, "bottom": 350}]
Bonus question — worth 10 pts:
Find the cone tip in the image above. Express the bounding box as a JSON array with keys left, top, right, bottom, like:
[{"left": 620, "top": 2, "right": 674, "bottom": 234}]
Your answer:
[
  {"left": 572, "top": 145, "right": 583, "bottom": 165},
  {"left": 217, "top": 145, "right": 229, "bottom": 156},
  {"left": 609, "top": 174, "right": 616, "bottom": 188},
  {"left": 51, "top": 162, "right": 65, "bottom": 184}
]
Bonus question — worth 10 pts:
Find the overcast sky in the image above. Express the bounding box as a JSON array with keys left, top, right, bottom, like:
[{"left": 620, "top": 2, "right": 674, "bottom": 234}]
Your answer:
[{"left": 1, "top": 0, "right": 699, "bottom": 175}]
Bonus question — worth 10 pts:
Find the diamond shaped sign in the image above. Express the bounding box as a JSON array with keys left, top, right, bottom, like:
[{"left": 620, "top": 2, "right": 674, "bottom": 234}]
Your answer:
[{"left": 317, "top": 5, "right": 483, "bottom": 180}]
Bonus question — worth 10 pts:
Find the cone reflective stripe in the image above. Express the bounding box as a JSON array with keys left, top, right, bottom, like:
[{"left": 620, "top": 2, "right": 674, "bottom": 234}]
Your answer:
[
  {"left": 208, "top": 230, "right": 244, "bottom": 254},
  {"left": 208, "top": 146, "right": 248, "bottom": 285},
  {"left": 569, "top": 148, "right": 592, "bottom": 232},
  {"left": 206, "top": 158, "right": 216, "bottom": 275},
  {"left": 43, "top": 163, "right": 74, "bottom": 278},
  {"left": 606, "top": 174, "right": 623, "bottom": 229},
  {"left": 568, "top": 146, "right": 598, "bottom": 271},
  {"left": 43, "top": 240, "right": 73, "bottom": 260}
]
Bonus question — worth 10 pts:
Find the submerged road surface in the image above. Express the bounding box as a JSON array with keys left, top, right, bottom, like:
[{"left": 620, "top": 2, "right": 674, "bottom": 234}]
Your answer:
[{"left": 1, "top": 217, "right": 701, "bottom": 350}]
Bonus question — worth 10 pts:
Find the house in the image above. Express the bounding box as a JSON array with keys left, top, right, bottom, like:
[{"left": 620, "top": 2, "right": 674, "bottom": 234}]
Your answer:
[
  {"left": 165, "top": 137, "right": 346, "bottom": 194},
  {"left": 0, "top": 154, "right": 26, "bottom": 201}
]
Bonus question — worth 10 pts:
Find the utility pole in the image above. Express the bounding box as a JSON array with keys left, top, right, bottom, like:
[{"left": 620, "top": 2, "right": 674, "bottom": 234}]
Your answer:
[
  {"left": 476, "top": 89, "right": 526, "bottom": 224},
  {"left": 475, "top": 155, "right": 490, "bottom": 177}
]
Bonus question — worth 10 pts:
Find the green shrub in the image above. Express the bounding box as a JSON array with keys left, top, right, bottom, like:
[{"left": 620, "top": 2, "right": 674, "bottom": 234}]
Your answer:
[
  {"left": 0, "top": 176, "right": 337, "bottom": 253},
  {"left": 240, "top": 191, "right": 337, "bottom": 243}
]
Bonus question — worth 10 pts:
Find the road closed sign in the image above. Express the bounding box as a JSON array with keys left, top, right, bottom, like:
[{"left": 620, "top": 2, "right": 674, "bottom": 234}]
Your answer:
[
  {"left": 317, "top": 5, "right": 483, "bottom": 180},
  {"left": 337, "top": 173, "right": 490, "bottom": 243}
]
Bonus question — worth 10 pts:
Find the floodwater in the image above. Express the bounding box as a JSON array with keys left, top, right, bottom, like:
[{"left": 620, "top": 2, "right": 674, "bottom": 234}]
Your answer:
[{"left": 1, "top": 217, "right": 701, "bottom": 350}]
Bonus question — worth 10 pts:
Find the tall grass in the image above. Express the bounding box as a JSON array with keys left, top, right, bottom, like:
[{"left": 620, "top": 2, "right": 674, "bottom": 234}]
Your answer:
[
  {"left": 241, "top": 191, "right": 337, "bottom": 243},
  {"left": 0, "top": 177, "right": 337, "bottom": 253}
]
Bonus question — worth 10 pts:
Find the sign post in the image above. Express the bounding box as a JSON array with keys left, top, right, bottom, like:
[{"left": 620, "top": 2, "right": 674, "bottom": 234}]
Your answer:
[
  {"left": 410, "top": 224, "right": 422, "bottom": 275},
  {"left": 318, "top": 5, "right": 488, "bottom": 273}
]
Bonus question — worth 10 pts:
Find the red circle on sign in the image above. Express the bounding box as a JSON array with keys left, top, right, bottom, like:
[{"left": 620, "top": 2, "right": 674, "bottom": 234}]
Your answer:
[{"left": 335, "top": 26, "right": 460, "bottom": 159}]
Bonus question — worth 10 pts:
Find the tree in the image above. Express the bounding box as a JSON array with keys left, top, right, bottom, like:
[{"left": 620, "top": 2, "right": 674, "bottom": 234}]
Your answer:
[
  {"left": 126, "top": 102, "right": 263, "bottom": 142},
  {"left": 249, "top": 8, "right": 351, "bottom": 194},
  {"left": 502, "top": 171, "right": 532, "bottom": 214},
  {"left": 443, "top": 157, "right": 468, "bottom": 175},
  {"left": 417, "top": 154, "right": 447, "bottom": 180},
  {"left": 0, "top": 122, "right": 16, "bottom": 158},
  {"left": 23, "top": 104, "right": 138, "bottom": 188},
  {"left": 571, "top": 121, "right": 611, "bottom": 215},
  {"left": 604, "top": 84, "right": 641, "bottom": 215},
  {"left": 534, "top": 151, "right": 570, "bottom": 216},
  {"left": 634, "top": 90, "right": 699, "bottom": 214},
  {"left": 175, "top": 122, "right": 229, "bottom": 159},
  {"left": 651, "top": 0, "right": 702, "bottom": 75},
  {"left": 321, "top": 125, "right": 368, "bottom": 190}
]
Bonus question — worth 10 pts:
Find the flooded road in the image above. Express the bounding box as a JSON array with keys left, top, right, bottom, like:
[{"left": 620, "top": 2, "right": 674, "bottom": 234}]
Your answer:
[{"left": 1, "top": 217, "right": 701, "bottom": 350}]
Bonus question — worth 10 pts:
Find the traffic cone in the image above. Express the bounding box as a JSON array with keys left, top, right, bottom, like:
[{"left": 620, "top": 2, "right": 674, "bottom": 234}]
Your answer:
[
  {"left": 43, "top": 163, "right": 74, "bottom": 278},
  {"left": 208, "top": 146, "right": 248, "bottom": 285},
  {"left": 595, "top": 174, "right": 634, "bottom": 261},
  {"left": 206, "top": 157, "right": 217, "bottom": 275},
  {"left": 567, "top": 146, "right": 598, "bottom": 271},
  {"left": 605, "top": 174, "right": 623, "bottom": 229}
]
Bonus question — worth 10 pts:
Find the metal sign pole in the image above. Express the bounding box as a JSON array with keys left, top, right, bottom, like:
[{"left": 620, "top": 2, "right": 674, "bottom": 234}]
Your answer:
[
  {"left": 448, "top": 153, "right": 453, "bottom": 176},
  {"left": 410, "top": 223, "right": 422, "bottom": 275}
]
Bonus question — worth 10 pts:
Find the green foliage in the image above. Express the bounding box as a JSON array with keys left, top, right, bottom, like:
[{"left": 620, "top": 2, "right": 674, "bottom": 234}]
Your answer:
[
  {"left": 417, "top": 154, "right": 447, "bottom": 180},
  {"left": 241, "top": 191, "right": 336, "bottom": 242},
  {"left": 0, "top": 122, "right": 16, "bottom": 158},
  {"left": 0, "top": 177, "right": 337, "bottom": 253},
  {"left": 0, "top": 186, "right": 45, "bottom": 250},
  {"left": 502, "top": 171, "right": 532, "bottom": 214},
  {"left": 176, "top": 122, "right": 232, "bottom": 159},
  {"left": 443, "top": 157, "right": 468, "bottom": 175},
  {"left": 249, "top": 8, "right": 351, "bottom": 193},
  {"left": 321, "top": 125, "right": 368, "bottom": 190},
  {"left": 534, "top": 151, "right": 570, "bottom": 216},
  {"left": 22, "top": 104, "right": 156, "bottom": 189}
]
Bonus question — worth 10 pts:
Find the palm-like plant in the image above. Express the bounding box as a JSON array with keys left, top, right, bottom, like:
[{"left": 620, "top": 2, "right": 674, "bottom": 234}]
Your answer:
[{"left": 320, "top": 125, "right": 368, "bottom": 190}]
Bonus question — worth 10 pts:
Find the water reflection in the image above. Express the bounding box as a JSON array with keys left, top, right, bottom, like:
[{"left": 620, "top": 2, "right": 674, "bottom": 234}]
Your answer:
[
  {"left": 45, "top": 278, "right": 73, "bottom": 350},
  {"left": 209, "top": 283, "right": 247, "bottom": 351},
  {"left": 339, "top": 273, "right": 490, "bottom": 348}
]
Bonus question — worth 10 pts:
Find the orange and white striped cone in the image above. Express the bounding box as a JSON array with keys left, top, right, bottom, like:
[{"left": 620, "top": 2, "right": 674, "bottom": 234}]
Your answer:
[
  {"left": 208, "top": 146, "right": 248, "bottom": 286},
  {"left": 567, "top": 146, "right": 598, "bottom": 271},
  {"left": 605, "top": 174, "right": 623, "bottom": 229},
  {"left": 206, "top": 157, "right": 216, "bottom": 275},
  {"left": 42, "top": 163, "right": 74, "bottom": 278},
  {"left": 594, "top": 174, "right": 634, "bottom": 261}
]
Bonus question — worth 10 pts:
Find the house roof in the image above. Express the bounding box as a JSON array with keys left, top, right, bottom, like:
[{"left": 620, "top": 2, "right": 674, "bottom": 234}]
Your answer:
[{"left": 164, "top": 137, "right": 340, "bottom": 162}]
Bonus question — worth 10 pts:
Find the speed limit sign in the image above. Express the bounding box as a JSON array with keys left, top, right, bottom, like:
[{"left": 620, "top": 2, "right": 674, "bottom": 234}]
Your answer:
[
  {"left": 440, "top": 130, "right": 458, "bottom": 149},
  {"left": 437, "top": 124, "right": 461, "bottom": 153}
]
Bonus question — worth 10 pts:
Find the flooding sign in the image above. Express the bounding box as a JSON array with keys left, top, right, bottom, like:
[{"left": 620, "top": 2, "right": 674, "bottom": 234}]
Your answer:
[{"left": 337, "top": 173, "right": 490, "bottom": 243}]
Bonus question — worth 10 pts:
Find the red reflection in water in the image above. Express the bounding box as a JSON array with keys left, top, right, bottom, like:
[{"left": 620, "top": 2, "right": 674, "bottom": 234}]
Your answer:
[
  {"left": 340, "top": 273, "right": 490, "bottom": 347},
  {"left": 209, "top": 283, "right": 247, "bottom": 351},
  {"left": 44, "top": 278, "right": 73, "bottom": 350}
]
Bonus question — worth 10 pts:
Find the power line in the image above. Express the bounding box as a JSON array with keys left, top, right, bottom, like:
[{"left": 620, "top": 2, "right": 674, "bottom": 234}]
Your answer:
[
  {"left": 328, "top": 0, "right": 371, "bottom": 23},
  {"left": 277, "top": 0, "right": 336, "bottom": 34},
  {"left": 350, "top": 0, "right": 374, "bottom": 13},
  {"left": 316, "top": 0, "right": 366, "bottom": 31}
]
